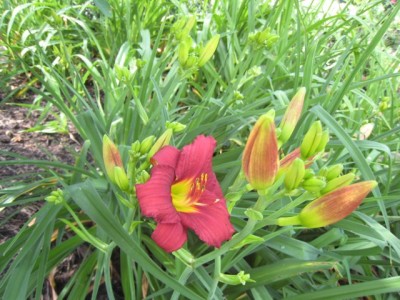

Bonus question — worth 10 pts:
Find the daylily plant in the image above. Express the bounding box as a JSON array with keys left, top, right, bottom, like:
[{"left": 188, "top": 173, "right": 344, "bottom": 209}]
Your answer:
[{"left": 136, "top": 135, "right": 234, "bottom": 252}]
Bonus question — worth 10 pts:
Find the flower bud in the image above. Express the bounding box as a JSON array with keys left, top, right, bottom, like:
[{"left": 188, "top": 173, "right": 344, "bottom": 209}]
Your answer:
[
  {"left": 278, "top": 87, "right": 306, "bottom": 146},
  {"left": 178, "top": 40, "right": 190, "bottom": 66},
  {"left": 242, "top": 111, "right": 279, "bottom": 191},
  {"left": 198, "top": 34, "right": 220, "bottom": 67},
  {"left": 284, "top": 158, "right": 305, "bottom": 191},
  {"left": 166, "top": 121, "right": 186, "bottom": 133},
  {"left": 278, "top": 181, "right": 377, "bottom": 228},
  {"left": 103, "top": 135, "right": 129, "bottom": 190},
  {"left": 321, "top": 173, "right": 355, "bottom": 194},
  {"left": 302, "top": 177, "right": 326, "bottom": 193},
  {"left": 113, "top": 166, "right": 130, "bottom": 191},
  {"left": 300, "top": 121, "right": 323, "bottom": 159},
  {"left": 140, "top": 135, "right": 156, "bottom": 155},
  {"left": 147, "top": 129, "right": 173, "bottom": 159},
  {"left": 320, "top": 164, "right": 343, "bottom": 180},
  {"left": 315, "top": 130, "right": 329, "bottom": 153},
  {"left": 45, "top": 189, "right": 64, "bottom": 205}
]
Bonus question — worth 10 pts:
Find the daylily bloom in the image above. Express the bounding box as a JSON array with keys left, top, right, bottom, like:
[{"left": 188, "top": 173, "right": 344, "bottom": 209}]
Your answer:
[{"left": 136, "top": 135, "right": 234, "bottom": 252}]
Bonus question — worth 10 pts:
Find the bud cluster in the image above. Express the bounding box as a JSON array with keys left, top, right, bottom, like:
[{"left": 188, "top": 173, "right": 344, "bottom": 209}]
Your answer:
[
  {"left": 241, "top": 87, "right": 377, "bottom": 228},
  {"left": 173, "top": 16, "right": 220, "bottom": 69}
]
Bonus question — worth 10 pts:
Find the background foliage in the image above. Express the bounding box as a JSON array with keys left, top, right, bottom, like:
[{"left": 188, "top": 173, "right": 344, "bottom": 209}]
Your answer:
[{"left": 1, "top": 0, "right": 400, "bottom": 299}]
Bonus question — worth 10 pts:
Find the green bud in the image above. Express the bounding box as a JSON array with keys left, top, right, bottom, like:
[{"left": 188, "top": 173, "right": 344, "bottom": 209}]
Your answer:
[
  {"left": 300, "top": 121, "right": 323, "bottom": 159},
  {"left": 184, "top": 55, "right": 198, "bottom": 68},
  {"left": 284, "top": 158, "right": 305, "bottom": 191},
  {"left": 315, "top": 130, "right": 329, "bottom": 153},
  {"left": 219, "top": 271, "right": 255, "bottom": 286},
  {"left": 325, "top": 164, "right": 344, "bottom": 181},
  {"left": 166, "top": 121, "right": 186, "bottom": 133},
  {"left": 278, "top": 87, "right": 306, "bottom": 147},
  {"left": 137, "top": 170, "right": 150, "bottom": 184},
  {"left": 302, "top": 177, "right": 326, "bottom": 193},
  {"left": 177, "top": 37, "right": 192, "bottom": 66},
  {"left": 321, "top": 173, "right": 355, "bottom": 194},
  {"left": 140, "top": 136, "right": 156, "bottom": 155},
  {"left": 131, "top": 140, "right": 141, "bottom": 153},
  {"left": 198, "top": 34, "right": 220, "bottom": 67},
  {"left": 45, "top": 189, "right": 64, "bottom": 205},
  {"left": 113, "top": 166, "right": 130, "bottom": 191},
  {"left": 318, "top": 166, "right": 328, "bottom": 178},
  {"left": 148, "top": 129, "right": 173, "bottom": 159},
  {"left": 304, "top": 168, "right": 315, "bottom": 179}
]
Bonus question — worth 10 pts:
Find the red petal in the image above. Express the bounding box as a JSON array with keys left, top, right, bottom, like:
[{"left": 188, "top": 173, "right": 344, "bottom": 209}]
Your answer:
[
  {"left": 180, "top": 190, "right": 234, "bottom": 248},
  {"left": 136, "top": 165, "right": 179, "bottom": 223},
  {"left": 175, "top": 135, "right": 216, "bottom": 181},
  {"left": 152, "top": 222, "right": 187, "bottom": 252},
  {"left": 151, "top": 145, "right": 180, "bottom": 168}
]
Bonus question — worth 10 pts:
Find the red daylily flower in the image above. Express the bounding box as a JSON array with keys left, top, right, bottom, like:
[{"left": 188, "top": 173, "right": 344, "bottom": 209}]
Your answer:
[{"left": 136, "top": 135, "right": 235, "bottom": 252}]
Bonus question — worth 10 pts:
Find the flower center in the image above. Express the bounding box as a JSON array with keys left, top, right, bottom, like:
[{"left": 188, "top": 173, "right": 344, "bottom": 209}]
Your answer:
[{"left": 171, "top": 173, "right": 208, "bottom": 213}]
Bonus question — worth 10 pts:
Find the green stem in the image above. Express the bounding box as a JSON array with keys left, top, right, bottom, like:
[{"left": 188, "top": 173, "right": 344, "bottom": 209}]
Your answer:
[
  {"left": 276, "top": 215, "right": 301, "bottom": 226},
  {"left": 208, "top": 256, "right": 221, "bottom": 300}
]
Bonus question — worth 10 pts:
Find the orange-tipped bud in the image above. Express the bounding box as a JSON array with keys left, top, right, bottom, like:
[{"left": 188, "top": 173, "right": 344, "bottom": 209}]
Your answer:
[
  {"left": 103, "top": 135, "right": 129, "bottom": 190},
  {"left": 277, "top": 181, "right": 377, "bottom": 228},
  {"left": 242, "top": 111, "right": 279, "bottom": 191},
  {"left": 278, "top": 87, "right": 305, "bottom": 146}
]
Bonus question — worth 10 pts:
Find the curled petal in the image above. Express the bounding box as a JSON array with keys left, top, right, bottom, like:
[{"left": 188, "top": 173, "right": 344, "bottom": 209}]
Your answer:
[
  {"left": 152, "top": 222, "right": 187, "bottom": 252},
  {"left": 176, "top": 135, "right": 216, "bottom": 180},
  {"left": 180, "top": 190, "right": 234, "bottom": 248},
  {"left": 151, "top": 145, "right": 180, "bottom": 168},
  {"left": 136, "top": 165, "right": 179, "bottom": 223}
]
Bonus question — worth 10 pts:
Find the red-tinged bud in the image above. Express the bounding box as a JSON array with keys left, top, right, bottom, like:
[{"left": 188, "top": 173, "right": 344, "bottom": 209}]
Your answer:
[
  {"left": 242, "top": 111, "right": 279, "bottom": 191},
  {"left": 278, "top": 87, "right": 306, "bottom": 146},
  {"left": 277, "top": 181, "right": 377, "bottom": 228},
  {"left": 103, "top": 135, "right": 124, "bottom": 182},
  {"left": 103, "top": 135, "right": 129, "bottom": 190}
]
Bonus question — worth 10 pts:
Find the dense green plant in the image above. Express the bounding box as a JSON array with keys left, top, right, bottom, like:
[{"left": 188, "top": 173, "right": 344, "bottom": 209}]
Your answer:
[{"left": 1, "top": 0, "right": 400, "bottom": 299}]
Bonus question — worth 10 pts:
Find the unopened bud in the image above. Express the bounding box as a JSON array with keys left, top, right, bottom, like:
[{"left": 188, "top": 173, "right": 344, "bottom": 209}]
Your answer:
[
  {"left": 198, "top": 34, "right": 220, "bottom": 67},
  {"left": 284, "top": 158, "right": 305, "bottom": 191},
  {"left": 300, "top": 121, "right": 323, "bottom": 159},
  {"left": 45, "top": 189, "right": 64, "bottom": 205},
  {"left": 278, "top": 87, "right": 305, "bottom": 146},
  {"left": 315, "top": 130, "right": 329, "bottom": 153},
  {"left": 148, "top": 129, "right": 173, "bottom": 159},
  {"left": 166, "top": 121, "right": 186, "bottom": 133},
  {"left": 302, "top": 177, "right": 326, "bottom": 193},
  {"left": 242, "top": 110, "right": 279, "bottom": 191},
  {"left": 113, "top": 166, "right": 130, "bottom": 191},
  {"left": 321, "top": 173, "right": 355, "bottom": 194},
  {"left": 278, "top": 181, "right": 377, "bottom": 228},
  {"left": 140, "top": 136, "right": 156, "bottom": 155},
  {"left": 103, "top": 135, "right": 129, "bottom": 190},
  {"left": 325, "top": 164, "right": 344, "bottom": 180}
]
